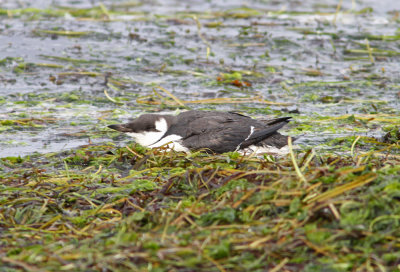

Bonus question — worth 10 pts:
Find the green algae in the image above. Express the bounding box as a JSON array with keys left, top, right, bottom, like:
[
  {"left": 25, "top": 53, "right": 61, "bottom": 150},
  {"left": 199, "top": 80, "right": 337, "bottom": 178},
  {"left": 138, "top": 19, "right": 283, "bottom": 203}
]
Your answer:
[{"left": 1, "top": 143, "right": 399, "bottom": 271}]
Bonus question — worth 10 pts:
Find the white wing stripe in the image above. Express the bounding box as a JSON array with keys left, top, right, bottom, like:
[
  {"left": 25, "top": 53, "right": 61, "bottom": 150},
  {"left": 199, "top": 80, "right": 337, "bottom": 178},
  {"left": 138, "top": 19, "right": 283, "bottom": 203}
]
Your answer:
[{"left": 235, "top": 126, "right": 254, "bottom": 152}]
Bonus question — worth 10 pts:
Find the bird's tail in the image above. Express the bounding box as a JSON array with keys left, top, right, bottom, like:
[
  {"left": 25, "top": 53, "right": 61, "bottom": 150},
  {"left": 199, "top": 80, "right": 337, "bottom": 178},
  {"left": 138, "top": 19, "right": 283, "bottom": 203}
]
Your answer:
[{"left": 241, "top": 117, "right": 291, "bottom": 148}]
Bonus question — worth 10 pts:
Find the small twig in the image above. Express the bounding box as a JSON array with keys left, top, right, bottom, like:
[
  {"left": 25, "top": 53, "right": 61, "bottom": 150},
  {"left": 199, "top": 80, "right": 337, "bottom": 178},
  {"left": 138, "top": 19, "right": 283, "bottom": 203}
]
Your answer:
[
  {"left": 288, "top": 136, "right": 307, "bottom": 184},
  {"left": 328, "top": 203, "right": 341, "bottom": 220},
  {"left": 161, "top": 201, "right": 182, "bottom": 243},
  {"left": 125, "top": 145, "right": 144, "bottom": 158},
  {"left": 99, "top": 3, "right": 110, "bottom": 19},
  {"left": 63, "top": 160, "right": 70, "bottom": 180},
  {"left": 351, "top": 135, "right": 361, "bottom": 157},
  {"left": 270, "top": 258, "right": 289, "bottom": 272},
  {"left": 156, "top": 86, "right": 186, "bottom": 107},
  {"left": 300, "top": 149, "right": 316, "bottom": 172},
  {"left": 365, "top": 39, "right": 375, "bottom": 63},
  {"left": 104, "top": 89, "right": 123, "bottom": 104},
  {"left": 192, "top": 15, "right": 211, "bottom": 59},
  {"left": 306, "top": 173, "right": 377, "bottom": 204},
  {"left": 203, "top": 254, "right": 226, "bottom": 272},
  {"left": 333, "top": 0, "right": 343, "bottom": 25}
]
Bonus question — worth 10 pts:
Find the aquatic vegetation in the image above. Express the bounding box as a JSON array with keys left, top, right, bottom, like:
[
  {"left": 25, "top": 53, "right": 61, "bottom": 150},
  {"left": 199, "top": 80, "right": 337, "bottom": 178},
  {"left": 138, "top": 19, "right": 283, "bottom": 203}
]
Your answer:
[{"left": 1, "top": 142, "right": 399, "bottom": 271}]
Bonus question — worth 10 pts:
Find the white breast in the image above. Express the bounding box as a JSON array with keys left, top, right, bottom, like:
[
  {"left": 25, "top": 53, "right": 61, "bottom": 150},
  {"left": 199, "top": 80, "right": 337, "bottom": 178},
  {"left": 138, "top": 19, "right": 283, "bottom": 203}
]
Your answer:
[{"left": 149, "top": 134, "right": 189, "bottom": 152}]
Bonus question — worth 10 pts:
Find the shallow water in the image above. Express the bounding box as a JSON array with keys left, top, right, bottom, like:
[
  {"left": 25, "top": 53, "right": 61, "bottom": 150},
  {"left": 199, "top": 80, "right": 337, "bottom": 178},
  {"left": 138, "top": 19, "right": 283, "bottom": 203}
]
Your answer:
[{"left": 0, "top": 0, "right": 399, "bottom": 157}]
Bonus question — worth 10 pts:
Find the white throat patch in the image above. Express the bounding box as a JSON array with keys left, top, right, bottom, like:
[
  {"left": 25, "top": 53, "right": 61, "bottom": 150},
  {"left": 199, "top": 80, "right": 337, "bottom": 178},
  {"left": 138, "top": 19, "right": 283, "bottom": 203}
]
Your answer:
[
  {"left": 149, "top": 134, "right": 189, "bottom": 152},
  {"left": 126, "top": 117, "right": 169, "bottom": 147}
]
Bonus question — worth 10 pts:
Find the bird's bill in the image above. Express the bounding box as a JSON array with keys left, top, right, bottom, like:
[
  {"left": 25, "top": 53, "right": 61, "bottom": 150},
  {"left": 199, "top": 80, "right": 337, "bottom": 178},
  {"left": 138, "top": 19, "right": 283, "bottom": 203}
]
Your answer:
[{"left": 108, "top": 124, "right": 132, "bottom": 132}]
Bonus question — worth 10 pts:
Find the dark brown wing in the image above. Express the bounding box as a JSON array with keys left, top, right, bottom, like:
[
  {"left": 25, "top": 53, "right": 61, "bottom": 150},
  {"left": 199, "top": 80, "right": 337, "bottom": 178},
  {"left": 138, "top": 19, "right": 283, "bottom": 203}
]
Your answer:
[
  {"left": 179, "top": 115, "right": 244, "bottom": 153},
  {"left": 239, "top": 121, "right": 290, "bottom": 148},
  {"left": 258, "top": 132, "right": 289, "bottom": 148},
  {"left": 180, "top": 115, "right": 290, "bottom": 153}
]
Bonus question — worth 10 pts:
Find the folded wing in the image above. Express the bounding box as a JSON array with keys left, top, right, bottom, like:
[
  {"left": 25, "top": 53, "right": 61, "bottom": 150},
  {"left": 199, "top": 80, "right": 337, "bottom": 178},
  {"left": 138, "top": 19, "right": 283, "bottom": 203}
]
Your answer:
[{"left": 180, "top": 115, "right": 291, "bottom": 153}]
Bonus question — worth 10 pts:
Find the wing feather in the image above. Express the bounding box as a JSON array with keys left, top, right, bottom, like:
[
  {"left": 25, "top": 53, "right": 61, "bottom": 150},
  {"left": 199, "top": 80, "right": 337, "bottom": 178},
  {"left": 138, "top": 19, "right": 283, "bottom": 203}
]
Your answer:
[{"left": 165, "top": 111, "right": 291, "bottom": 153}]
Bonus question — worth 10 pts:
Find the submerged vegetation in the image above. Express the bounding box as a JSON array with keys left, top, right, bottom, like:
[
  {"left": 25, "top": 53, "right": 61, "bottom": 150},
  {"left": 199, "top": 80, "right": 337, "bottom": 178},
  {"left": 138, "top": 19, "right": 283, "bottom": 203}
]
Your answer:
[{"left": 1, "top": 0, "right": 400, "bottom": 271}]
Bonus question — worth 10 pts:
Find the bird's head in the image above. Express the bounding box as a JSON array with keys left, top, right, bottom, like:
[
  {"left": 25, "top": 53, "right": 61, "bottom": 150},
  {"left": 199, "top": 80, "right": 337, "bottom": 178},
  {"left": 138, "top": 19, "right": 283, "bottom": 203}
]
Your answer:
[{"left": 108, "top": 114, "right": 172, "bottom": 147}]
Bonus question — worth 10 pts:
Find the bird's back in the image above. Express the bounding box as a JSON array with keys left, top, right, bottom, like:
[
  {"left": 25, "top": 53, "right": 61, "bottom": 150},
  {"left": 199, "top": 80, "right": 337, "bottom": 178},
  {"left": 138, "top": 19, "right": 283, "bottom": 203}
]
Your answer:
[{"left": 166, "top": 111, "right": 290, "bottom": 153}]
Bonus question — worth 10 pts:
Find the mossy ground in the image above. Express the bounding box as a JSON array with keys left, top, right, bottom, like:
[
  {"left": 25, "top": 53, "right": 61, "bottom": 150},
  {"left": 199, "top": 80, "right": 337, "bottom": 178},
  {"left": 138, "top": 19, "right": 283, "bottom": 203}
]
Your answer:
[{"left": 1, "top": 141, "right": 400, "bottom": 271}]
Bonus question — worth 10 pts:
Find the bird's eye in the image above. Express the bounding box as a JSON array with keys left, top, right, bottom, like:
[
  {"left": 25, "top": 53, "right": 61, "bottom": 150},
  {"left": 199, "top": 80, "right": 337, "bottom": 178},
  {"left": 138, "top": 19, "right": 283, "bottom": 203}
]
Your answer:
[{"left": 147, "top": 125, "right": 158, "bottom": 132}]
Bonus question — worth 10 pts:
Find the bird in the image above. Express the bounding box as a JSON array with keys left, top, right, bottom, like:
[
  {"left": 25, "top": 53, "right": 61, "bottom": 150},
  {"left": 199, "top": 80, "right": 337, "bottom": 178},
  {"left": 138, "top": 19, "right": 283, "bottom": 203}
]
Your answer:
[{"left": 108, "top": 110, "right": 292, "bottom": 154}]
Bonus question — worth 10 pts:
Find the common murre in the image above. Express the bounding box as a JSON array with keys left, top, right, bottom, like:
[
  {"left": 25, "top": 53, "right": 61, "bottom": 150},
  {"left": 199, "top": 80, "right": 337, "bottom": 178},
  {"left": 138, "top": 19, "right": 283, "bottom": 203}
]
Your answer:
[{"left": 108, "top": 110, "right": 292, "bottom": 154}]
